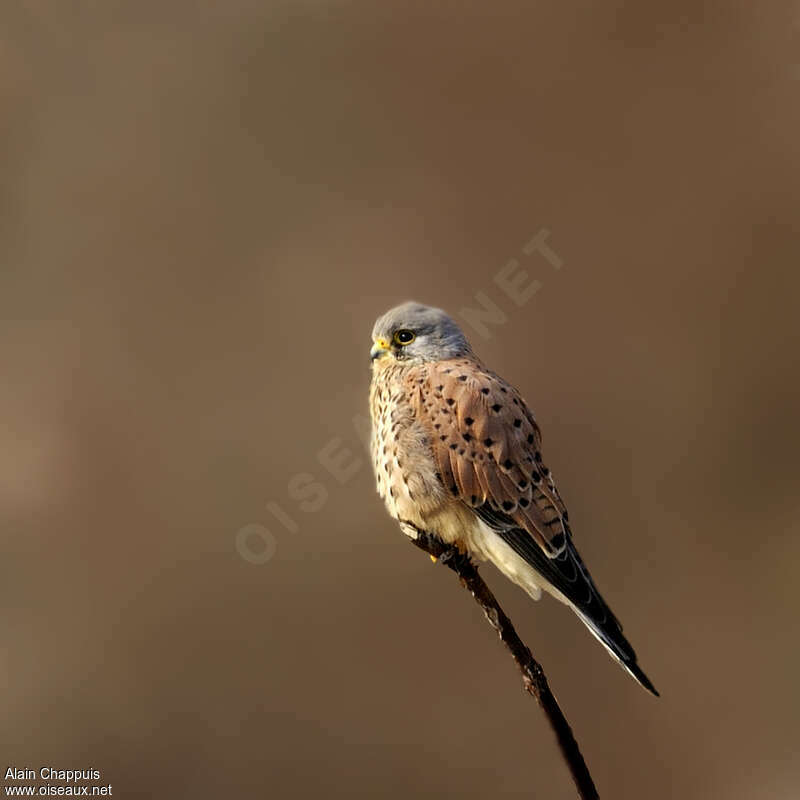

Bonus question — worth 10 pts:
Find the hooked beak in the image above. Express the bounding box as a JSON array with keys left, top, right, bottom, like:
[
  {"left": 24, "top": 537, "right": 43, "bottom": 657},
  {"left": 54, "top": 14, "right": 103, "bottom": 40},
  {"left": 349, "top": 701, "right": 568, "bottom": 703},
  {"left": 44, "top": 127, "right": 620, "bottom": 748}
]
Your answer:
[{"left": 370, "top": 338, "right": 390, "bottom": 361}]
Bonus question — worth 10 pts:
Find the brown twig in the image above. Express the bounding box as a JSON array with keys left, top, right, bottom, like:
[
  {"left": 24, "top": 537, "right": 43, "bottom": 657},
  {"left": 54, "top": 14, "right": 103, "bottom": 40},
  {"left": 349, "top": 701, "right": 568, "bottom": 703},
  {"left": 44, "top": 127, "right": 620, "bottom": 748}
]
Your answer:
[{"left": 408, "top": 526, "right": 599, "bottom": 800}]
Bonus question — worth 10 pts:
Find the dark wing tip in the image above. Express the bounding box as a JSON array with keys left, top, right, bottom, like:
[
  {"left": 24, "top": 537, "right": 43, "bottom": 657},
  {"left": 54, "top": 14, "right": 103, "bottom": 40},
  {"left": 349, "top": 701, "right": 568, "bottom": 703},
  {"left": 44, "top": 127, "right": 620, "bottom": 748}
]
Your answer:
[{"left": 625, "top": 661, "right": 660, "bottom": 697}]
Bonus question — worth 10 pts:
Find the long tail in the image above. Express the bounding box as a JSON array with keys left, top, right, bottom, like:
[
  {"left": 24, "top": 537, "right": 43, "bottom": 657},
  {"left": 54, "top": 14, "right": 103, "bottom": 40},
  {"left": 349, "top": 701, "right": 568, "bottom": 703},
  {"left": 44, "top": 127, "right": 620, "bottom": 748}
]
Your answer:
[
  {"left": 484, "top": 516, "right": 660, "bottom": 696},
  {"left": 572, "top": 606, "right": 659, "bottom": 697}
]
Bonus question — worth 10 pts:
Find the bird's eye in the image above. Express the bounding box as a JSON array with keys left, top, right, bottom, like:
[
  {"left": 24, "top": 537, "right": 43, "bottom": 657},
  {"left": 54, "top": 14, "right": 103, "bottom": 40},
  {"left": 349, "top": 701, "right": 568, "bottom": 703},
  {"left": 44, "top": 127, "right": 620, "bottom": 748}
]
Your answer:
[{"left": 393, "top": 329, "right": 416, "bottom": 346}]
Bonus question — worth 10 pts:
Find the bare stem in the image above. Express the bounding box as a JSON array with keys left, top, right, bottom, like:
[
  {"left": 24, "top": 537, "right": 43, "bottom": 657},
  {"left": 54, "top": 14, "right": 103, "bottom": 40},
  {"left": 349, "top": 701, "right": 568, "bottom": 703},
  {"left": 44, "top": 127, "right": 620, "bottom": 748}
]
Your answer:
[{"left": 408, "top": 527, "right": 599, "bottom": 800}]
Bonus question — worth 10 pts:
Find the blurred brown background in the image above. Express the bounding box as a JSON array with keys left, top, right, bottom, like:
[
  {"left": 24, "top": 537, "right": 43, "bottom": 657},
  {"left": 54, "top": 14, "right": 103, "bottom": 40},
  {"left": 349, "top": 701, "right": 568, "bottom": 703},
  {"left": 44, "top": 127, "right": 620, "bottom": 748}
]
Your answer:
[{"left": 2, "top": 2, "right": 799, "bottom": 798}]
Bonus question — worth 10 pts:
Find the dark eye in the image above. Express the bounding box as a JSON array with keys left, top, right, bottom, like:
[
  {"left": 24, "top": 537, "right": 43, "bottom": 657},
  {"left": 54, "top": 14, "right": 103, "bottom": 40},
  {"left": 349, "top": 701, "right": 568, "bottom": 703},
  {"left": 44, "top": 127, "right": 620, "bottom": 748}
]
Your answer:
[{"left": 393, "top": 329, "right": 416, "bottom": 346}]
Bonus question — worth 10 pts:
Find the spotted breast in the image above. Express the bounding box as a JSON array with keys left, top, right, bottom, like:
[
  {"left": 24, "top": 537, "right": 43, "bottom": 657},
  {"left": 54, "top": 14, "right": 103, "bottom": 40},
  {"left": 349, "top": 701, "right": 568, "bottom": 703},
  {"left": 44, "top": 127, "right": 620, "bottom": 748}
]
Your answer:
[{"left": 369, "top": 361, "right": 447, "bottom": 531}]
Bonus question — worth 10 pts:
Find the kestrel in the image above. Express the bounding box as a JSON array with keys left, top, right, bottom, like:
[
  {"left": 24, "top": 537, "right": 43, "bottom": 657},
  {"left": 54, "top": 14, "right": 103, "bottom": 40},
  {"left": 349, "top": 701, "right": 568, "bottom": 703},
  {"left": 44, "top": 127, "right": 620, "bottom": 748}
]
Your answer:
[{"left": 369, "top": 301, "right": 658, "bottom": 695}]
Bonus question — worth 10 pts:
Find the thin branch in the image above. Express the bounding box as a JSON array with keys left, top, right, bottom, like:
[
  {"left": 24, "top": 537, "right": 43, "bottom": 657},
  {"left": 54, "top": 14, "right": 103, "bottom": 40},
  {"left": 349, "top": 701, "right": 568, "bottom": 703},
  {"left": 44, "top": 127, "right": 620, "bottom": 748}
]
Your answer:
[{"left": 408, "top": 526, "right": 599, "bottom": 800}]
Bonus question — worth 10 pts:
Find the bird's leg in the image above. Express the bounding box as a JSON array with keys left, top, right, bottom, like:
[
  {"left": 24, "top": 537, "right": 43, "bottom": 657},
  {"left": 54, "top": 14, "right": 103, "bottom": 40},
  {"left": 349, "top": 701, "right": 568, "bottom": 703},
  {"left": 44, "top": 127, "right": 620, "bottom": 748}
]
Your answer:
[
  {"left": 438, "top": 542, "right": 467, "bottom": 567},
  {"left": 400, "top": 520, "right": 468, "bottom": 568},
  {"left": 398, "top": 520, "right": 437, "bottom": 560}
]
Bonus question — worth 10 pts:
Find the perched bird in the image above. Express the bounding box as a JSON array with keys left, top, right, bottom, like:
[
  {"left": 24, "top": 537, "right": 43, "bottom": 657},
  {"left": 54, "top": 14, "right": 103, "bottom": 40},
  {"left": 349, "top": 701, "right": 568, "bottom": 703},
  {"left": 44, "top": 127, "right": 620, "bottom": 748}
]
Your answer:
[{"left": 369, "top": 301, "right": 658, "bottom": 695}]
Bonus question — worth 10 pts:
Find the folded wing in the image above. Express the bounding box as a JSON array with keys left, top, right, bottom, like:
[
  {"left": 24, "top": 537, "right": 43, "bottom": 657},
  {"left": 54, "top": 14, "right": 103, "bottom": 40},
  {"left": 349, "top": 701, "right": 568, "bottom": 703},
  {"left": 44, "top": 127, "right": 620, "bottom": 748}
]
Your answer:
[{"left": 410, "top": 358, "right": 568, "bottom": 556}]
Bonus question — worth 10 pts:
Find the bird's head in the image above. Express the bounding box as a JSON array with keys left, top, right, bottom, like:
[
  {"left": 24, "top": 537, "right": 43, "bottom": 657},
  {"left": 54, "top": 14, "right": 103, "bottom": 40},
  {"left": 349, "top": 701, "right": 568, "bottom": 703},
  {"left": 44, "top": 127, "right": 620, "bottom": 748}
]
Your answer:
[{"left": 370, "top": 301, "right": 471, "bottom": 364}]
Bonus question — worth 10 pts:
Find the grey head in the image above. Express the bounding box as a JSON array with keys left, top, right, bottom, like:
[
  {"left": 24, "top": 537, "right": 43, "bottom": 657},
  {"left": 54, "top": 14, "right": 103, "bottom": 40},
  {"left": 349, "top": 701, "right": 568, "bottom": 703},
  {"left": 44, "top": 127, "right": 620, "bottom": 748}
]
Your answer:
[{"left": 370, "top": 301, "right": 472, "bottom": 363}]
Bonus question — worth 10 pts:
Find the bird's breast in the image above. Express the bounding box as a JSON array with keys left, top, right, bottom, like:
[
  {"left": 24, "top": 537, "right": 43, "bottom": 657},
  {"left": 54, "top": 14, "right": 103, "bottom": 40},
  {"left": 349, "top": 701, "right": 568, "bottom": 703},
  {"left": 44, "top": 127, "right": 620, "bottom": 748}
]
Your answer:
[{"left": 369, "top": 366, "right": 446, "bottom": 526}]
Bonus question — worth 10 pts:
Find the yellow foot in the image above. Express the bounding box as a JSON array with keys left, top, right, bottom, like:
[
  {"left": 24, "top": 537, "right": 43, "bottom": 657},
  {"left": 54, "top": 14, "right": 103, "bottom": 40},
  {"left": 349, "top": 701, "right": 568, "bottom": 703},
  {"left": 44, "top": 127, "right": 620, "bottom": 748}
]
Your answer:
[{"left": 429, "top": 555, "right": 438, "bottom": 563}]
